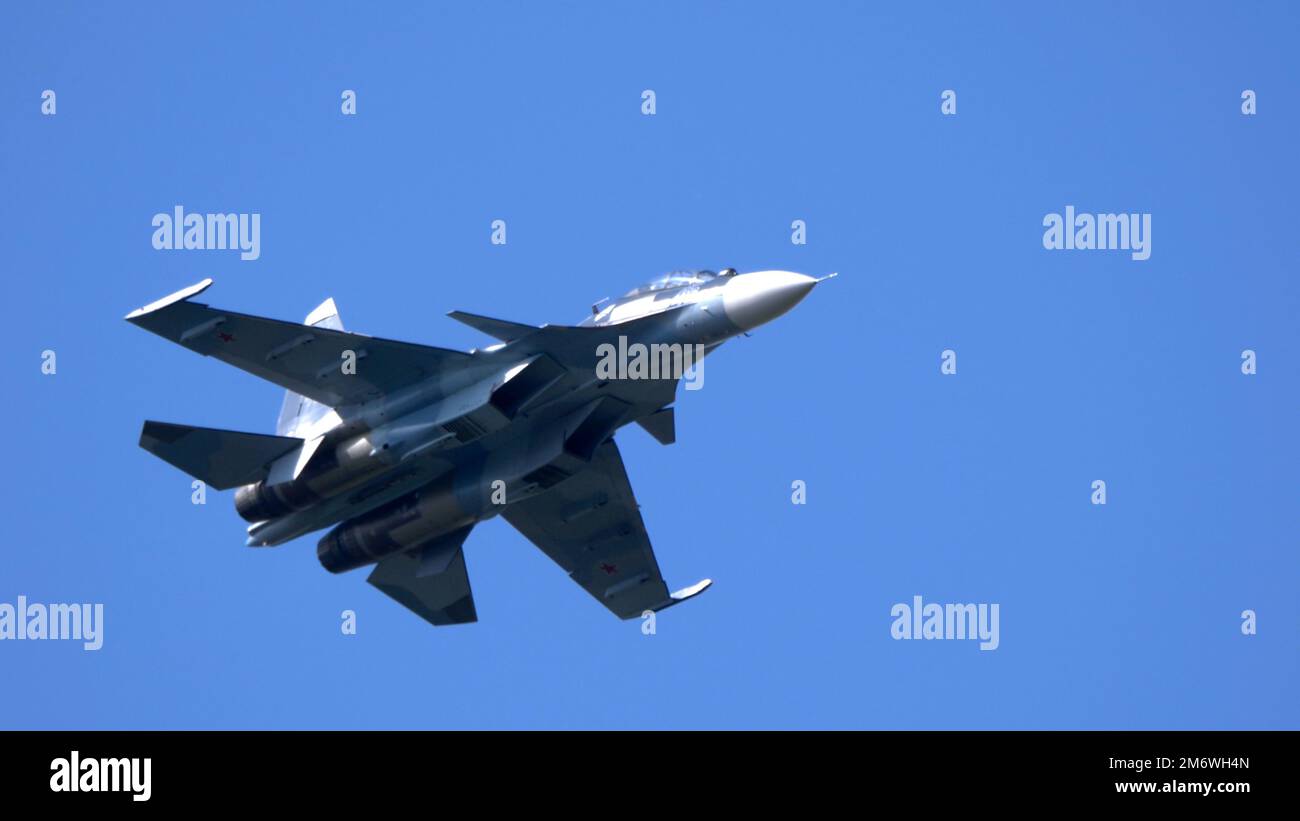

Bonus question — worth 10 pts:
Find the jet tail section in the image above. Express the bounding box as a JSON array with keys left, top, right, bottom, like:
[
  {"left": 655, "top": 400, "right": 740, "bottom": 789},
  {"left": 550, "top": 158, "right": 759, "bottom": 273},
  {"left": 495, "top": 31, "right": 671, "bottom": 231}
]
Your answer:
[
  {"left": 368, "top": 530, "right": 478, "bottom": 626},
  {"left": 139, "top": 421, "right": 302, "bottom": 490},
  {"left": 276, "top": 297, "right": 344, "bottom": 436}
]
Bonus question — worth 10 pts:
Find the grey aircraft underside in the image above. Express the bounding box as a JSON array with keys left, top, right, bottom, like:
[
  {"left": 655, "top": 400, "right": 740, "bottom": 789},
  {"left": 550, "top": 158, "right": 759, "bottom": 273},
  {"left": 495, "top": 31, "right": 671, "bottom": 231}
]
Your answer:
[{"left": 127, "top": 268, "right": 830, "bottom": 627}]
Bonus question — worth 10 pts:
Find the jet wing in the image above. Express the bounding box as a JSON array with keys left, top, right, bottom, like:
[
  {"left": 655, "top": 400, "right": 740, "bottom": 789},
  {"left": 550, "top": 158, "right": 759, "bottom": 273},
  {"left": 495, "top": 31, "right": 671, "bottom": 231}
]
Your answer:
[
  {"left": 126, "top": 279, "right": 477, "bottom": 407},
  {"left": 501, "top": 439, "right": 711, "bottom": 620}
]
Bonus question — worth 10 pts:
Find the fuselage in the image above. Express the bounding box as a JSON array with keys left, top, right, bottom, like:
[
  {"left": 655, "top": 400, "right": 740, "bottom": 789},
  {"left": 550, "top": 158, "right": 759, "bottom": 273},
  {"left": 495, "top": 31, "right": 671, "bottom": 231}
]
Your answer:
[{"left": 236, "top": 269, "right": 820, "bottom": 575}]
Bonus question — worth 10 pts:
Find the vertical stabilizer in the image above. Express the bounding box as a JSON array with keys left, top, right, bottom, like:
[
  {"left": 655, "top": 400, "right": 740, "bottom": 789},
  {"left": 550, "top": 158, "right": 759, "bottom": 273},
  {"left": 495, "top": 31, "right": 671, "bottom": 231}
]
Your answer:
[{"left": 276, "top": 298, "right": 344, "bottom": 436}]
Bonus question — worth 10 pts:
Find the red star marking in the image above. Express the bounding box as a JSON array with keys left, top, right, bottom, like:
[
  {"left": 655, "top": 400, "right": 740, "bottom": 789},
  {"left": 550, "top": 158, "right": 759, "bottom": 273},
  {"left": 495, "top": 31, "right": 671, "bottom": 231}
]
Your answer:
[
  {"left": 217, "top": 331, "right": 235, "bottom": 343},
  {"left": 600, "top": 563, "right": 617, "bottom": 575}
]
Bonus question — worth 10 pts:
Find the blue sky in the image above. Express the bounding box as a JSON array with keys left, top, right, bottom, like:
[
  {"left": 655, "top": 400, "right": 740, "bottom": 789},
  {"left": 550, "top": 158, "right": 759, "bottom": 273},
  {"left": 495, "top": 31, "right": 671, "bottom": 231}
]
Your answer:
[{"left": 2, "top": 2, "right": 1296, "bottom": 728}]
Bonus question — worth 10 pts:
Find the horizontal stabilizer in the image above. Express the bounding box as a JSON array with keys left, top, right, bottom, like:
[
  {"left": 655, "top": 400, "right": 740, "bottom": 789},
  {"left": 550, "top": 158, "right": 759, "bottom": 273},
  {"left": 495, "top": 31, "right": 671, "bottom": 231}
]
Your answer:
[
  {"left": 636, "top": 406, "right": 675, "bottom": 445},
  {"left": 415, "top": 524, "right": 475, "bottom": 578},
  {"left": 447, "top": 310, "right": 539, "bottom": 342},
  {"left": 139, "top": 421, "right": 302, "bottom": 490},
  {"left": 368, "top": 541, "right": 478, "bottom": 626}
]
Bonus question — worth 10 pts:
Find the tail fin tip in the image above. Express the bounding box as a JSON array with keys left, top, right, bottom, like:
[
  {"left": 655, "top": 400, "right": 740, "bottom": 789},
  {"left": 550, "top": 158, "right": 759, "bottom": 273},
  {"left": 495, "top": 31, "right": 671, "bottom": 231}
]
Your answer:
[
  {"left": 277, "top": 298, "right": 346, "bottom": 435},
  {"left": 305, "top": 297, "right": 341, "bottom": 329}
]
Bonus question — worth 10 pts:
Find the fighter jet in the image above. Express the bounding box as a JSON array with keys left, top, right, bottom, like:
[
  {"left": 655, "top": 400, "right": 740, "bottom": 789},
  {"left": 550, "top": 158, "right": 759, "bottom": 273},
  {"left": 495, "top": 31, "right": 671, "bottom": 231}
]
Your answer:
[{"left": 126, "top": 268, "right": 831, "bottom": 626}]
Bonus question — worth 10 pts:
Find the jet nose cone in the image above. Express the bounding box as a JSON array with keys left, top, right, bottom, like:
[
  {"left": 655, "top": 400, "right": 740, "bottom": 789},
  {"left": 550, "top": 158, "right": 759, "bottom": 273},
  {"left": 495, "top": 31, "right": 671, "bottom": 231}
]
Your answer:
[{"left": 721, "top": 270, "right": 818, "bottom": 331}]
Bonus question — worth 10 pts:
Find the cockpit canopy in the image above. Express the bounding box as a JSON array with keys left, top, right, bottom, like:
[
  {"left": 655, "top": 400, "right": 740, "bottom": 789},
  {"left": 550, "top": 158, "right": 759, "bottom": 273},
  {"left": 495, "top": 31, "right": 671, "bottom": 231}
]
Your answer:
[{"left": 623, "top": 269, "right": 724, "bottom": 298}]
